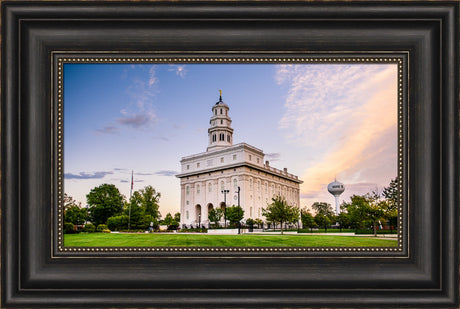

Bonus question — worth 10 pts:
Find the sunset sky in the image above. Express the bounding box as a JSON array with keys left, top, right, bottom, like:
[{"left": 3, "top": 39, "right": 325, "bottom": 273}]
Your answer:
[{"left": 64, "top": 63, "right": 398, "bottom": 217}]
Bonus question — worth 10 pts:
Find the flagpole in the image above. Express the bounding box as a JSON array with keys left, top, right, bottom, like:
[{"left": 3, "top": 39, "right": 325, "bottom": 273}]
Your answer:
[{"left": 128, "top": 170, "right": 133, "bottom": 231}]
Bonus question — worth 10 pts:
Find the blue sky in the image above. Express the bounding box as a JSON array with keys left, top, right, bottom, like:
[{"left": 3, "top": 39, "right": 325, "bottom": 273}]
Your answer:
[{"left": 64, "top": 63, "right": 397, "bottom": 217}]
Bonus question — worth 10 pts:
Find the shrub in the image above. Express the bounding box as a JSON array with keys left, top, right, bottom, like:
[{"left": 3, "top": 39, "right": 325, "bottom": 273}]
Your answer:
[
  {"left": 83, "top": 223, "right": 96, "bottom": 233},
  {"left": 64, "top": 222, "right": 77, "bottom": 234},
  {"left": 97, "top": 224, "right": 109, "bottom": 232},
  {"left": 102, "top": 229, "right": 111, "bottom": 233},
  {"left": 107, "top": 215, "right": 129, "bottom": 231}
]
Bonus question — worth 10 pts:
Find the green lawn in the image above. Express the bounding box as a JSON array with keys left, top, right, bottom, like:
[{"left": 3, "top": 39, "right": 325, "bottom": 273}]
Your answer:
[{"left": 64, "top": 233, "right": 398, "bottom": 247}]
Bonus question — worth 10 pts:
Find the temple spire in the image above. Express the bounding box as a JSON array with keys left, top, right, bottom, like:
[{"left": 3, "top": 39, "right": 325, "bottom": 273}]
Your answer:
[{"left": 219, "top": 89, "right": 222, "bottom": 102}]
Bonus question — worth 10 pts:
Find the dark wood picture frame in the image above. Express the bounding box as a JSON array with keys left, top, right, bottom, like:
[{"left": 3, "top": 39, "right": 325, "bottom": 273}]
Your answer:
[{"left": 2, "top": 1, "right": 458, "bottom": 308}]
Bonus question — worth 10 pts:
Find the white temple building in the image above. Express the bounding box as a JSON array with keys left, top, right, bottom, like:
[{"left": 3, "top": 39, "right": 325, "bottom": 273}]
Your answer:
[{"left": 176, "top": 92, "right": 303, "bottom": 228}]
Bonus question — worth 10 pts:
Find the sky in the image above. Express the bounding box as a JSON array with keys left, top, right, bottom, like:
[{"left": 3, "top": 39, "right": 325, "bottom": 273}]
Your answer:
[{"left": 64, "top": 62, "right": 398, "bottom": 217}]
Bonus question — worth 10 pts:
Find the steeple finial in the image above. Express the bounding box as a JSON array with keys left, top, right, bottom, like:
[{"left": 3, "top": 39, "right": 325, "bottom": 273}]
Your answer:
[{"left": 219, "top": 89, "right": 222, "bottom": 102}]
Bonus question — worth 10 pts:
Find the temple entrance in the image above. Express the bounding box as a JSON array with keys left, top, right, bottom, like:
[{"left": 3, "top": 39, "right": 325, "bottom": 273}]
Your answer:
[{"left": 195, "top": 204, "right": 202, "bottom": 227}]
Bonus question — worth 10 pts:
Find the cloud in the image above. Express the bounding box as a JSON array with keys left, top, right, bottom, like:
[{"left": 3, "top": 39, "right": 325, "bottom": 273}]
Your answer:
[
  {"left": 148, "top": 66, "right": 157, "bottom": 87},
  {"left": 154, "top": 170, "right": 178, "bottom": 177},
  {"left": 117, "top": 112, "right": 157, "bottom": 128},
  {"left": 64, "top": 171, "right": 113, "bottom": 180},
  {"left": 135, "top": 172, "right": 154, "bottom": 176},
  {"left": 168, "top": 65, "right": 187, "bottom": 78},
  {"left": 265, "top": 153, "right": 281, "bottom": 162},
  {"left": 94, "top": 125, "right": 119, "bottom": 135},
  {"left": 275, "top": 64, "right": 398, "bottom": 207}
]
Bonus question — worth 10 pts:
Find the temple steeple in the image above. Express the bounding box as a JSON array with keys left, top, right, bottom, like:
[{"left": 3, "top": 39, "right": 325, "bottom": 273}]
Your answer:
[{"left": 207, "top": 90, "right": 234, "bottom": 152}]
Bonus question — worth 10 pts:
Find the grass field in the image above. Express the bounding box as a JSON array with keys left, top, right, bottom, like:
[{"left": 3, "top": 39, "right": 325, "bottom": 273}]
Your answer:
[{"left": 64, "top": 233, "right": 398, "bottom": 247}]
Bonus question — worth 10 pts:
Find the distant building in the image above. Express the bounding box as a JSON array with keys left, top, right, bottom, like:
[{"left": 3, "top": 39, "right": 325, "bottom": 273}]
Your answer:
[{"left": 176, "top": 92, "right": 303, "bottom": 228}]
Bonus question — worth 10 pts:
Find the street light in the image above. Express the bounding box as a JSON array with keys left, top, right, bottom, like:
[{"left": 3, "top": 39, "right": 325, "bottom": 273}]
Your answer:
[
  {"left": 236, "top": 186, "right": 241, "bottom": 234},
  {"left": 221, "top": 189, "right": 229, "bottom": 228},
  {"left": 198, "top": 214, "right": 201, "bottom": 229}
]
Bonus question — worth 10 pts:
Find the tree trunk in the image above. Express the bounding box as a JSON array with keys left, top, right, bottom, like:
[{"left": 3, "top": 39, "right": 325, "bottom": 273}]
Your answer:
[
  {"left": 373, "top": 222, "right": 377, "bottom": 236},
  {"left": 280, "top": 221, "right": 283, "bottom": 235}
]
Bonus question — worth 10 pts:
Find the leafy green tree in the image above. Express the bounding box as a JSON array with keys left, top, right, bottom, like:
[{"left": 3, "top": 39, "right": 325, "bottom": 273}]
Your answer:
[
  {"left": 63, "top": 193, "right": 78, "bottom": 212},
  {"left": 125, "top": 191, "right": 145, "bottom": 229},
  {"left": 342, "top": 193, "right": 386, "bottom": 236},
  {"left": 314, "top": 213, "right": 331, "bottom": 232},
  {"left": 162, "top": 213, "right": 174, "bottom": 225},
  {"left": 301, "top": 210, "right": 316, "bottom": 232},
  {"left": 86, "top": 184, "right": 125, "bottom": 226},
  {"left": 139, "top": 185, "right": 161, "bottom": 218},
  {"left": 225, "top": 205, "right": 244, "bottom": 227},
  {"left": 382, "top": 178, "right": 399, "bottom": 212},
  {"left": 64, "top": 204, "right": 87, "bottom": 226},
  {"left": 174, "top": 212, "right": 181, "bottom": 222},
  {"left": 262, "top": 195, "right": 300, "bottom": 235},
  {"left": 382, "top": 178, "right": 399, "bottom": 232},
  {"left": 254, "top": 218, "right": 263, "bottom": 228},
  {"left": 208, "top": 208, "right": 223, "bottom": 228},
  {"left": 311, "top": 202, "right": 335, "bottom": 218}
]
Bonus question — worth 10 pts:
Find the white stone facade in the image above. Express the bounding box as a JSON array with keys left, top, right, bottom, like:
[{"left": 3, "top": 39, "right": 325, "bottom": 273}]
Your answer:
[{"left": 176, "top": 94, "right": 303, "bottom": 228}]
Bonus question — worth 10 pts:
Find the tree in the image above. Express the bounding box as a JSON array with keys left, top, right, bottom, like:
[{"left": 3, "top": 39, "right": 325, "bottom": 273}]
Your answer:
[
  {"left": 174, "top": 212, "right": 181, "bottom": 222},
  {"left": 382, "top": 178, "right": 399, "bottom": 232},
  {"left": 254, "top": 218, "right": 263, "bottom": 229},
  {"left": 262, "top": 195, "right": 300, "bottom": 235},
  {"left": 162, "top": 213, "right": 174, "bottom": 225},
  {"left": 64, "top": 204, "right": 87, "bottom": 226},
  {"left": 311, "top": 202, "right": 335, "bottom": 218},
  {"left": 86, "top": 184, "right": 125, "bottom": 226},
  {"left": 342, "top": 193, "right": 386, "bottom": 236},
  {"left": 301, "top": 210, "right": 316, "bottom": 232},
  {"left": 208, "top": 208, "right": 223, "bottom": 228},
  {"left": 382, "top": 178, "right": 399, "bottom": 212},
  {"left": 139, "top": 185, "right": 161, "bottom": 219},
  {"left": 225, "top": 205, "right": 244, "bottom": 227},
  {"left": 314, "top": 214, "right": 331, "bottom": 232},
  {"left": 63, "top": 193, "right": 78, "bottom": 213}
]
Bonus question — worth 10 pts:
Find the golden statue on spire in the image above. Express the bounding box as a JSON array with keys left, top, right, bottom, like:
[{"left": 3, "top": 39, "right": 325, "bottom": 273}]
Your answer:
[{"left": 219, "top": 89, "right": 222, "bottom": 97}]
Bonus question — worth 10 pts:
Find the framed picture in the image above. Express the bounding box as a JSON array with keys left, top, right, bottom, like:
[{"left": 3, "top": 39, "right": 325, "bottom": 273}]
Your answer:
[{"left": 2, "top": 1, "right": 458, "bottom": 308}]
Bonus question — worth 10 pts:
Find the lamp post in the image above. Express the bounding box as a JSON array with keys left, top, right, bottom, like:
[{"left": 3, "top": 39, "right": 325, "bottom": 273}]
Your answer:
[
  {"left": 236, "top": 186, "right": 241, "bottom": 234},
  {"left": 221, "top": 189, "right": 229, "bottom": 228},
  {"left": 198, "top": 214, "right": 201, "bottom": 229}
]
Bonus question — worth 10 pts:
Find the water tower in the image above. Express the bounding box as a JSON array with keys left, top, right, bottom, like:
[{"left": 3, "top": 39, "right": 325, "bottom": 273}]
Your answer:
[{"left": 327, "top": 179, "right": 345, "bottom": 215}]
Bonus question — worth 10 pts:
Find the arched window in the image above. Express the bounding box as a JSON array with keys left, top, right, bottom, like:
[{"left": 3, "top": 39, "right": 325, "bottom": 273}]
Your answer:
[
  {"left": 197, "top": 184, "right": 200, "bottom": 194},
  {"left": 249, "top": 178, "right": 253, "bottom": 190},
  {"left": 212, "top": 134, "right": 216, "bottom": 142},
  {"left": 186, "top": 211, "right": 189, "bottom": 219},
  {"left": 215, "top": 109, "right": 217, "bottom": 115},
  {"left": 186, "top": 186, "right": 190, "bottom": 195},
  {"left": 227, "top": 135, "right": 230, "bottom": 142},
  {"left": 220, "top": 119, "right": 223, "bottom": 125},
  {"left": 220, "top": 108, "right": 222, "bottom": 114}
]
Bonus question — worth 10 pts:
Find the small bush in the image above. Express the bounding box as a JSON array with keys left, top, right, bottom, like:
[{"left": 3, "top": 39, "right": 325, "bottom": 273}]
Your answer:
[
  {"left": 97, "top": 224, "right": 109, "bottom": 232},
  {"left": 83, "top": 223, "right": 96, "bottom": 233},
  {"left": 64, "top": 222, "right": 78, "bottom": 234},
  {"left": 102, "top": 229, "right": 111, "bottom": 233},
  {"left": 355, "top": 229, "right": 397, "bottom": 235},
  {"left": 177, "top": 228, "right": 207, "bottom": 233}
]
